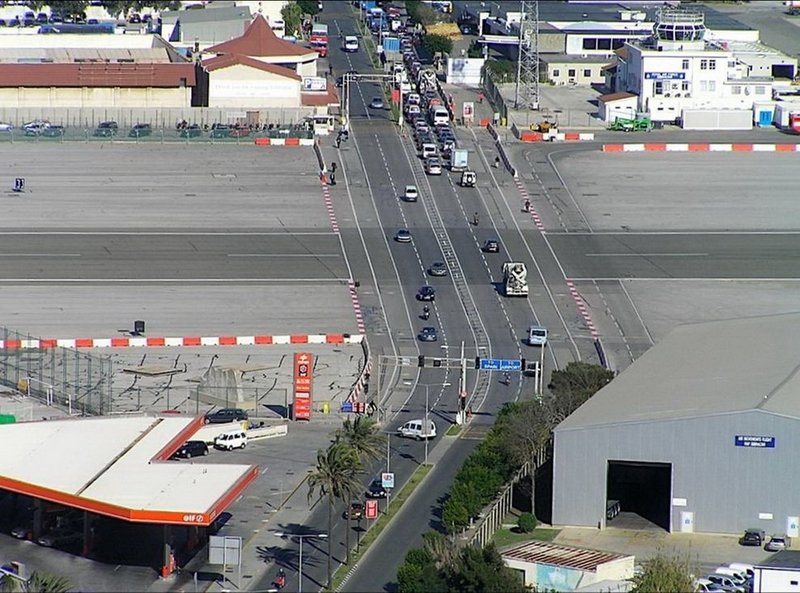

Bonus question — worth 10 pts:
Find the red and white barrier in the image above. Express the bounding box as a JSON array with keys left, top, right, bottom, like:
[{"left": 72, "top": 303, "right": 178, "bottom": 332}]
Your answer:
[
  {"left": 0, "top": 334, "right": 364, "bottom": 349},
  {"left": 254, "top": 137, "right": 314, "bottom": 147},
  {"left": 603, "top": 143, "right": 800, "bottom": 153}
]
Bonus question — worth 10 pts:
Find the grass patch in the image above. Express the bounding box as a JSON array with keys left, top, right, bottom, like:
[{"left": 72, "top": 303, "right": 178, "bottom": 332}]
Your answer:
[
  {"left": 446, "top": 424, "right": 462, "bottom": 436},
  {"left": 329, "top": 464, "right": 433, "bottom": 591},
  {"left": 491, "top": 526, "right": 561, "bottom": 549}
]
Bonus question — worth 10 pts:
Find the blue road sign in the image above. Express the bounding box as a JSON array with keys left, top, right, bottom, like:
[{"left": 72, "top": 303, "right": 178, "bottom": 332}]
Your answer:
[{"left": 479, "top": 359, "right": 522, "bottom": 371}]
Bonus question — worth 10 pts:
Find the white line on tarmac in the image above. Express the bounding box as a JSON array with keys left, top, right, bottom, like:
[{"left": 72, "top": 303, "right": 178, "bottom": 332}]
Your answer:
[
  {"left": 585, "top": 252, "right": 709, "bottom": 257},
  {"left": 0, "top": 253, "right": 81, "bottom": 257},
  {"left": 0, "top": 278, "right": 350, "bottom": 282},
  {"left": 227, "top": 254, "right": 341, "bottom": 258},
  {"left": 0, "top": 231, "right": 338, "bottom": 236}
]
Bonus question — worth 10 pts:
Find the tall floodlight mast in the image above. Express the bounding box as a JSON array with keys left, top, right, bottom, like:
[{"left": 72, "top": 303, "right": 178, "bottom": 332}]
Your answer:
[{"left": 514, "top": 0, "right": 540, "bottom": 110}]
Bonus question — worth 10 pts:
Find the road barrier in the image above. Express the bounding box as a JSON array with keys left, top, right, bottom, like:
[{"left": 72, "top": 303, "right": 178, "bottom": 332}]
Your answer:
[{"left": 603, "top": 142, "right": 800, "bottom": 152}]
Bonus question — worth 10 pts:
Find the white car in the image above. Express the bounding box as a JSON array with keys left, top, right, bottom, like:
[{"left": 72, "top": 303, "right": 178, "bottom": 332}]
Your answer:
[
  {"left": 397, "top": 419, "right": 436, "bottom": 440},
  {"left": 403, "top": 185, "right": 418, "bottom": 202},
  {"left": 214, "top": 429, "right": 247, "bottom": 451},
  {"left": 0, "top": 122, "right": 13, "bottom": 132},
  {"left": 425, "top": 157, "right": 442, "bottom": 175},
  {"left": 343, "top": 35, "right": 359, "bottom": 52}
]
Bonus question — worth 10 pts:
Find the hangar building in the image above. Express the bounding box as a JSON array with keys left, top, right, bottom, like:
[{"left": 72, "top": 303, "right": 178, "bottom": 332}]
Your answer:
[{"left": 553, "top": 313, "right": 800, "bottom": 537}]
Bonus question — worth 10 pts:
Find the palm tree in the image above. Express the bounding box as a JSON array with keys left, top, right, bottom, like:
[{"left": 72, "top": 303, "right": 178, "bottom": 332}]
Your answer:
[
  {"left": 307, "top": 441, "right": 363, "bottom": 589},
  {"left": 0, "top": 571, "right": 71, "bottom": 593},
  {"left": 333, "top": 416, "right": 386, "bottom": 563}
]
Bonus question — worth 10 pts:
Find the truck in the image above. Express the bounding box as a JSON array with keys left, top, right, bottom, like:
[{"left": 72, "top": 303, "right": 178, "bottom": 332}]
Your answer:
[
  {"left": 310, "top": 23, "right": 328, "bottom": 43},
  {"left": 502, "top": 262, "right": 528, "bottom": 297},
  {"left": 449, "top": 148, "right": 468, "bottom": 172}
]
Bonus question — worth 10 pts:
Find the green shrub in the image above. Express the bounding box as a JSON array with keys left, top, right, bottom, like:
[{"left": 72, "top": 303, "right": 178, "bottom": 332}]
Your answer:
[{"left": 517, "top": 512, "right": 537, "bottom": 533}]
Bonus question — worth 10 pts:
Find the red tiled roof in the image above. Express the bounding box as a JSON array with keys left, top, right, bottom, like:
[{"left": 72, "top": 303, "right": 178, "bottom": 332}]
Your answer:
[
  {"left": 301, "top": 87, "right": 339, "bottom": 106},
  {"left": 202, "top": 54, "right": 301, "bottom": 80},
  {"left": 206, "top": 15, "right": 316, "bottom": 59},
  {"left": 0, "top": 63, "right": 195, "bottom": 88},
  {"left": 598, "top": 91, "right": 637, "bottom": 103}
]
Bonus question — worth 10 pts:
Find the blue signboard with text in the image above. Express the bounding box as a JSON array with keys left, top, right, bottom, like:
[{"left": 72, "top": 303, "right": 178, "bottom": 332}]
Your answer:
[
  {"left": 735, "top": 435, "right": 775, "bottom": 448},
  {"left": 644, "top": 72, "right": 686, "bottom": 80},
  {"left": 479, "top": 359, "right": 522, "bottom": 371}
]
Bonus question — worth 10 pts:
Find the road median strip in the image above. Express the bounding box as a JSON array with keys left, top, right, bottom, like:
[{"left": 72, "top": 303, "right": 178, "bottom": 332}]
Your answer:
[{"left": 331, "top": 463, "right": 433, "bottom": 591}]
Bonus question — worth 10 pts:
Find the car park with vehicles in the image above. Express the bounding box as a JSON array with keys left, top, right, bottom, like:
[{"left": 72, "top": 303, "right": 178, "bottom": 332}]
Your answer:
[
  {"left": 170, "top": 440, "right": 209, "bottom": 459},
  {"left": 395, "top": 229, "right": 412, "bottom": 243},
  {"left": 204, "top": 408, "right": 248, "bottom": 424},
  {"left": 418, "top": 326, "right": 438, "bottom": 342},
  {"left": 428, "top": 261, "right": 447, "bottom": 277}
]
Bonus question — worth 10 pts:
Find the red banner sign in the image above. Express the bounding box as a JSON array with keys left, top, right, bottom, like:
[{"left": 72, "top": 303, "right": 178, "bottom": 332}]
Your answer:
[{"left": 293, "top": 352, "right": 314, "bottom": 421}]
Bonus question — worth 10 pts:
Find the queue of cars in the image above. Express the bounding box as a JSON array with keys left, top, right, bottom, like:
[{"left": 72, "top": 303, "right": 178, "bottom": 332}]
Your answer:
[{"left": 0, "top": 120, "right": 256, "bottom": 140}]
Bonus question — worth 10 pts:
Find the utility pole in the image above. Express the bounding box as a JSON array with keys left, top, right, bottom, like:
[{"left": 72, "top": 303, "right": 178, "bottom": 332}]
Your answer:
[{"left": 514, "top": 0, "right": 540, "bottom": 110}]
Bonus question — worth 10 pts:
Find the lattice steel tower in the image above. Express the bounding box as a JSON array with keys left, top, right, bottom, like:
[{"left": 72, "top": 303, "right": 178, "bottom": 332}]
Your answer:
[{"left": 514, "top": 0, "right": 540, "bottom": 110}]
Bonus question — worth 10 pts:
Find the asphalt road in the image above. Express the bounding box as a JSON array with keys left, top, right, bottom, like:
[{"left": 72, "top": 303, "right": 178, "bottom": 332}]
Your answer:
[{"left": 0, "top": 232, "right": 349, "bottom": 281}]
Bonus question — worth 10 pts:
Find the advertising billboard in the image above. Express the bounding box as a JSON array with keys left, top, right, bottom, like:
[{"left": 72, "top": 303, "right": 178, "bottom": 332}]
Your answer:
[{"left": 293, "top": 352, "right": 314, "bottom": 420}]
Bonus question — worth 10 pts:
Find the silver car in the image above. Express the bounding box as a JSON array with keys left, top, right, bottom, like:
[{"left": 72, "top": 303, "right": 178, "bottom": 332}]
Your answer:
[
  {"left": 425, "top": 157, "right": 442, "bottom": 175},
  {"left": 428, "top": 261, "right": 447, "bottom": 277}
]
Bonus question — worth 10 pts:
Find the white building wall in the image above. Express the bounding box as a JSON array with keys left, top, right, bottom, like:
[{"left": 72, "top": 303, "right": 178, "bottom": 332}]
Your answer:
[
  {"left": 208, "top": 63, "right": 301, "bottom": 108},
  {"left": 235, "top": 1, "right": 288, "bottom": 25},
  {"left": 0, "top": 86, "right": 189, "bottom": 108}
]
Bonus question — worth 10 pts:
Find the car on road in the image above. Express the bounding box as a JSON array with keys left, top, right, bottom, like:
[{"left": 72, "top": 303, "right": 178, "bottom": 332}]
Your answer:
[
  {"left": 397, "top": 418, "right": 436, "bottom": 440},
  {"left": 204, "top": 408, "right": 248, "bottom": 424},
  {"left": 343, "top": 36, "right": 359, "bottom": 52},
  {"left": 418, "top": 326, "right": 438, "bottom": 342},
  {"left": 171, "top": 440, "right": 209, "bottom": 459},
  {"left": 395, "top": 228, "right": 412, "bottom": 243},
  {"left": 403, "top": 185, "right": 418, "bottom": 202},
  {"left": 765, "top": 534, "right": 790, "bottom": 551},
  {"left": 425, "top": 157, "right": 442, "bottom": 175},
  {"left": 482, "top": 239, "right": 500, "bottom": 253},
  {"left": 366, "top": 478, "right": 388, "bottom": 499},
  {"left": 129, "top": 123, "right": 152, "bottom": 138},
  {"left": 369, "top": 96, "right": 385, "bottom": 109},
  {"left": 416, "top": 286, "right": 436, "bottom": 301},
  {"left": 428, "top": 261, "right": 447, "bottom": 277},
  {"left": 739, "top": 528, "right": 765, "bottom": 546},
  {"left": 527, "top": 325, "right": 548, "bottom": 346},
  {"left": 343, "top": 500, "right": 364, "bottom": 520}
]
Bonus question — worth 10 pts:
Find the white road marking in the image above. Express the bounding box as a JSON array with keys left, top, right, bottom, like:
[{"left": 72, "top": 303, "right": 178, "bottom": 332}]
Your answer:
[
  {"left": 585, "top": 252, "right": 709, "bottom": 257},
  {"left": 227, "top": 254, "right": 340, "bottom": 258},
  {"left": 0, "top": 253, "right": 81, "bottom": 257}
]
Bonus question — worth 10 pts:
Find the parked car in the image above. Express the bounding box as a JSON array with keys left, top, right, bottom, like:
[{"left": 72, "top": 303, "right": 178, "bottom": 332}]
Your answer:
[
  {"left": 765, "top": 534, "right": 790, "bottom": 551},
  {"left": 739, "top": 528, "right": 765, "bottom": 546},
  {"left": 180, "top": 124, "right": 203, "bottom": 138},
  {"left": 418, "top": 326, "right": 438, "bottom": 342},
  {"left": 343, "top": 501, "right": 364, "bottom": 520},
  {"left": 395, "top": 228, "right": 412, "bottom": 243},
  {"left": 37, "top": 527, "right": 82, "bottom": 548},
  {"left": 214, "top": 429, "right": 248, "bottom": 451},
  {"left": 369, "top": 96, "right": 385, "bottom": 109},
  {"left": 403, "top": 185, "right": 418, "bottom": 202},
  {"left": 416, "top": 286, "right": 436, "bottom": 301},
  {"left": 704, "top": 573, "right": 745, "bottom": 593},
  {"left": 93, "top": 121, "right": 118, "bottom": 137},
  {"left": 482, "top": 239, "right": 500, "bottom": 253},
  {"left": 204, "top": 408, "right": 248, "bottom": 424},
  {"left": 210, "top": 126, "right": 231, "bottom": 139},
  {"left": 0, "top": 122, "right": 13, "bottom": 132},
  {"left": 23, "top": 120, "right": 50, "bottom": 135},
  {"left": 694, "top": 578, "right": 724, "bottom": 593},
  {"left": 129, "top": 123, "right": 152, "bottom": 138},
  {"left": 171, "top": 440, "right": 209, "bottom": 459},
  {"left": 229, "top": 127, "right": 251, "bottom": 138},
  {"left": 428, "top": 261, "right": 447, "bottom": 277},
  {"left": 366, "top": 478, "right": 388, "bottom": 499},
  {"left": 42, "top": 125, "right": 65, "bottom": 137}
]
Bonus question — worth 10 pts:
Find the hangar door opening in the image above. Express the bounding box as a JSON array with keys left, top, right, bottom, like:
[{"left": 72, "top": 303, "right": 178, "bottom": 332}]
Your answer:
[{"left": 606, "top": 460, "right": 671, "bottom": 531}]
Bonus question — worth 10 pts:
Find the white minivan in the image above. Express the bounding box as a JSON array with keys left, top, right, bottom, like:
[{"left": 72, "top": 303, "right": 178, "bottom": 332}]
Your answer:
[
  {"left": 431, "top": 107, "right": 449, "bottom": 126},
  {"left": 214, "top": 429, "right": 247, "bottom": 450},
  {"left": 397, "top": 419, "right": 436, "bottom": 440},
  {"left": 343, "top": 36, "right": 359, "bottom": 52},
  {"left": 420, "top": 143, "right": 437, "bottom": 159},
  {"left": 527, "top": 325, "right": 548, "bottom": 346}
]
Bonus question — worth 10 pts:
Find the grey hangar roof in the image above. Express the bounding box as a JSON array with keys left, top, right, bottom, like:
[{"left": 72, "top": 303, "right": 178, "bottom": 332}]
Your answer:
[{"left": 557, "top": 313, "right": 800, "bottom": 431}]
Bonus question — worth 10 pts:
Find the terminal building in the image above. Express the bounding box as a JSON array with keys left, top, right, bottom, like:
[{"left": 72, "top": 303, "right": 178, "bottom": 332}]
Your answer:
[{"left": 552, "top": 313, "right": 800, "bottom": 537}]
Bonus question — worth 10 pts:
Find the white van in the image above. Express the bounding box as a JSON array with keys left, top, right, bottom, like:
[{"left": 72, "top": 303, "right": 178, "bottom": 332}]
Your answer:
[
  {"left": 343, "top": 36, "right": 359, "bottom": 52},
  {"left": 397, "top": 419, "right": 436, "bottom": 440},
  {"left": 431, "top": 107, "right": 449, "bottom": 126},
  {"left": 214, "top": 429, "right": 247, "bottom": 451},
  {"left": 421, "top": 143, "right": 437, "bottom": 159},
  {"left": 527, "top": 325, "right": 548, "bottom": 346}
]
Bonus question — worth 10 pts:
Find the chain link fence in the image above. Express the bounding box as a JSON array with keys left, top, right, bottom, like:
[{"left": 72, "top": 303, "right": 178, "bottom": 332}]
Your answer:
[{"left": 0, "top": 327, "right": 112, "bottom": 416}]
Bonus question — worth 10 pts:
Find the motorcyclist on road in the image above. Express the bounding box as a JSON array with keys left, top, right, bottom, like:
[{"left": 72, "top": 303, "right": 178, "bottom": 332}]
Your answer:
[
  {"left": 422, "top": 305, "right": 430, "bottom": 320},
  {"left": 473, "top": 212, "right": 479, "bottom": 226},
  {"left": 274, "top": 568, "right": 286, "bottom": 590}
]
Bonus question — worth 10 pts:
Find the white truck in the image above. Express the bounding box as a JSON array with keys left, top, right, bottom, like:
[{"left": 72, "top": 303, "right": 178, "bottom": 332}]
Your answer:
[
  {"left": 450, "top": 148, "right": 468, "bottom": 172},
  {"left": 502, "top": 262, "right": 528, "bottom": 297}
]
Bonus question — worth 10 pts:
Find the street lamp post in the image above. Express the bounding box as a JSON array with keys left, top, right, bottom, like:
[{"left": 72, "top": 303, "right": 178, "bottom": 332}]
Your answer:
[{"left": 274, "top": 531, "right": 327, "bottom": 593}]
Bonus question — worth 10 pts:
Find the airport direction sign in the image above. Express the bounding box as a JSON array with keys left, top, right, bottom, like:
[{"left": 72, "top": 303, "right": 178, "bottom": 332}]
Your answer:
[{"left": 479, "top": 358, "right": 522, "bottom": 371}]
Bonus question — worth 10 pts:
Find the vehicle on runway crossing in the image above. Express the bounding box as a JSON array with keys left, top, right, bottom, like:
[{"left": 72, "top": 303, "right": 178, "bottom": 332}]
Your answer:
[
  {"left": 416, "top": 286, "right": 436, "bottom": 301},
  {"left": 395, "top": 229, "right": 412, "bottom": 243},
  {"left": 369, "top": 96, "right": 385, "bottom": 109},
  {"left": 403, "top": 185, "right": 418, "bottom": 202},
  {"left": 418, "top": 327, "right": 438, "bottom": 342},
  {"left": 428, "top": 261, "right": 447, "bottom": 277},
  {"left": 482, "top": 239, "right": 500, "bottom": 253},
  {"left": 343, "top": 35, "right": 359, "bottom": 52}
]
